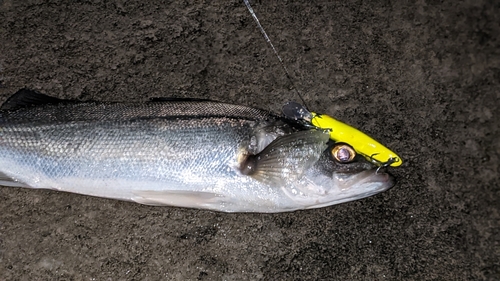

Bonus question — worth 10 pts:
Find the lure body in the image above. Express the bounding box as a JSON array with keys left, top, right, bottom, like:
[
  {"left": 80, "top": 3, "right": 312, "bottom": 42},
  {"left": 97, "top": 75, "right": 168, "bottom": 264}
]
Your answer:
[
  {"left": 310, "top": 112, "right": 402, "bottom": 167},
  {"left": 282, "top": 102, "right": 402, "bottom": 167}
]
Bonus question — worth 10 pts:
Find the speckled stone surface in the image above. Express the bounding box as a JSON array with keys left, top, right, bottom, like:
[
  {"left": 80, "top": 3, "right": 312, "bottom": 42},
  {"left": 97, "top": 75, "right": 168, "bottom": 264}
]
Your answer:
[{"left": 0, "top": 0, "right": 498, "bottom": 280}]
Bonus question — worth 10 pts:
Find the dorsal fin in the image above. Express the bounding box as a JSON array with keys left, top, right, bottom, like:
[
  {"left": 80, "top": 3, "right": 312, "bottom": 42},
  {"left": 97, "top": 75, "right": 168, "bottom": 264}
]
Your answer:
[
  {"left": 149, "top": 97, "right": 214, "bottom": 102},
  {"left": 1, "top": 88, "right": 65, "bottom": 111}
]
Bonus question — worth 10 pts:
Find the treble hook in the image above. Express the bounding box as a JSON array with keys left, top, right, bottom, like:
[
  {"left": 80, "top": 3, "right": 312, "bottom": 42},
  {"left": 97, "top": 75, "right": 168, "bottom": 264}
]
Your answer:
[{"left": 376, "top": 157, "right": 398, "bottom": 174}]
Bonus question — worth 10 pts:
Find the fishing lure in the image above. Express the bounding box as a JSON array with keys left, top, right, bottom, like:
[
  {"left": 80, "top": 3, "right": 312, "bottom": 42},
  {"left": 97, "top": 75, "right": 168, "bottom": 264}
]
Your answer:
[
  {"left": 243, "top": 1, "right": 402, "bottom": 167},
  {"left": 282, "top": 102, "right": 402, "bottom": 167}
]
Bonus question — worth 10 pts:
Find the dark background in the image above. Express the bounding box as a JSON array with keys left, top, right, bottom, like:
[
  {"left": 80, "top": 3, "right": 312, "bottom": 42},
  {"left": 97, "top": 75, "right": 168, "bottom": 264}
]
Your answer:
[{"left": 0, "top": 0, "right": 498, "bottom": 280}]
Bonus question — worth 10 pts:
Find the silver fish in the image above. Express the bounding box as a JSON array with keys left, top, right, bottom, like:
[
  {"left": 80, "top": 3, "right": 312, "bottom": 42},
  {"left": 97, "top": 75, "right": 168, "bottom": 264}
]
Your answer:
[{"left": 0, "top": 89, "right": 394, "bottom": 212}]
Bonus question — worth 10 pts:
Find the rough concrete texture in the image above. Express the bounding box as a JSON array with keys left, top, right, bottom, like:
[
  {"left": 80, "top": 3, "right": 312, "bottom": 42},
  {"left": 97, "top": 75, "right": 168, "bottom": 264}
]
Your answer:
[{"left": 0, "top": 0, "right": 498, "bottom": 280}]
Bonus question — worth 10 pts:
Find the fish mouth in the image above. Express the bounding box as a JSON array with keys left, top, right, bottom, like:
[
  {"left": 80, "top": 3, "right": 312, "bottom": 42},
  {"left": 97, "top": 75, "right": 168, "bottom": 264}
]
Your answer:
[
  {"left": 298, "top": 169, "right": 395, "bottom": 210},
  {"left": 333, "top": 169, "right": 395, "bottom": 193}
]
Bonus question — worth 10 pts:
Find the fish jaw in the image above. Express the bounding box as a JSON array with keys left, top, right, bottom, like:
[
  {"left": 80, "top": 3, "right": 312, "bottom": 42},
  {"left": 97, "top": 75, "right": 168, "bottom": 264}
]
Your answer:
[{"left": 282, "top": 169, "right": 395, "bottom": 210}]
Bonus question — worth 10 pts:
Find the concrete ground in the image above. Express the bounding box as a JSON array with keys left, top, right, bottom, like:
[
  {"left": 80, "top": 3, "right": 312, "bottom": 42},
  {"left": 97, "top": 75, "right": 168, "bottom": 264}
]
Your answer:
[{"left": 0, "top": 0, "right": 498, "bottom": 280}]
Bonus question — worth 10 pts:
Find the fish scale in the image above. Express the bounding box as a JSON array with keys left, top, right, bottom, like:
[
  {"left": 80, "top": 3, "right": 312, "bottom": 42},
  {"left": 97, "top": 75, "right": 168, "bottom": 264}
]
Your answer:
[{"left": 2, "top": 117, "right": 252, "bottom": 179}]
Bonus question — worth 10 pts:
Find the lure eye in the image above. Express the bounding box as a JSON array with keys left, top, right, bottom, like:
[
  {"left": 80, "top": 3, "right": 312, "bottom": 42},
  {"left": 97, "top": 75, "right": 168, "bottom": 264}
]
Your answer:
[{"left": 331, "top": 144, "right": 356, "bottom": 163}]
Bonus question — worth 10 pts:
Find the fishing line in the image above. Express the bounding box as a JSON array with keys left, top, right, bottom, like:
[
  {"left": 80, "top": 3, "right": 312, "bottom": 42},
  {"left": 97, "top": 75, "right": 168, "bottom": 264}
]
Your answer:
[{"left": 243, "top": 0, "right": 309, "bottom": 109}]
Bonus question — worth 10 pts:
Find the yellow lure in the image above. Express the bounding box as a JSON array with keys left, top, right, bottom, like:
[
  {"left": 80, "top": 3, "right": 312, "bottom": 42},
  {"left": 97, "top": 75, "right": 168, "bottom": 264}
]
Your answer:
[{"left": 310, "top": 112, "right": 402, "bottom": 167}]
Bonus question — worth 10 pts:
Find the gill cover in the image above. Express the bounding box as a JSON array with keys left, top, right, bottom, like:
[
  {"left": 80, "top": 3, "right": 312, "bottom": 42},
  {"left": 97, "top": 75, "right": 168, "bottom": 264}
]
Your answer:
[{"left": 239, "top": 130, "right": 330, "bottom": 186}]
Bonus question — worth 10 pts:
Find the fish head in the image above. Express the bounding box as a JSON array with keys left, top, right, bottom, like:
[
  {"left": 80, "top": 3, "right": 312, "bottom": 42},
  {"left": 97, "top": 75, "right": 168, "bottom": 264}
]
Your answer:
[
  {"left": 242, "top": 130, "right": 396, "bottom": 211},
  {"left": 287, "top": 141, "right": 395, "bottom": 209}
]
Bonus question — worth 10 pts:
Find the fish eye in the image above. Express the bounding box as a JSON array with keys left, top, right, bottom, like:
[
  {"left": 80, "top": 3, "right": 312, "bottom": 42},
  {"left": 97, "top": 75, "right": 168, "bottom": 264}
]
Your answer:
[{"left": 331, "top": 143, "right": 356, "bottom": 163}]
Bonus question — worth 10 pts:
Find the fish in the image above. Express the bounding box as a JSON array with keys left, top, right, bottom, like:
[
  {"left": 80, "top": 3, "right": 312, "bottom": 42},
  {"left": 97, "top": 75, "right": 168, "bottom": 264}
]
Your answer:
[{"left": 0, "top": 89, "right": 394, "bottom": 212}]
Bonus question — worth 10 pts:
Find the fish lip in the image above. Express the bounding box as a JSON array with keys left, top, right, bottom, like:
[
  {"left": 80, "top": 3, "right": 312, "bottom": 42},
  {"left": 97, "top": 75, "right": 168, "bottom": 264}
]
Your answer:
[
  {"left": 334, "top": 169, "right": 395, "bottom": 191},
  {"left": 362, "top": 170, "right": 395, "bottom": 188},
  {"left": 299, "top": 169, "right": 395, "bottom": 210}
]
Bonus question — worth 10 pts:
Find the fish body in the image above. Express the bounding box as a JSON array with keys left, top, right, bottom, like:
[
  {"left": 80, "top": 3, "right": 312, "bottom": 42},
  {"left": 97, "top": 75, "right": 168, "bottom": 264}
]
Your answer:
[{"left": 0, "top": 89, "right": 394, "bottom": 212}]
